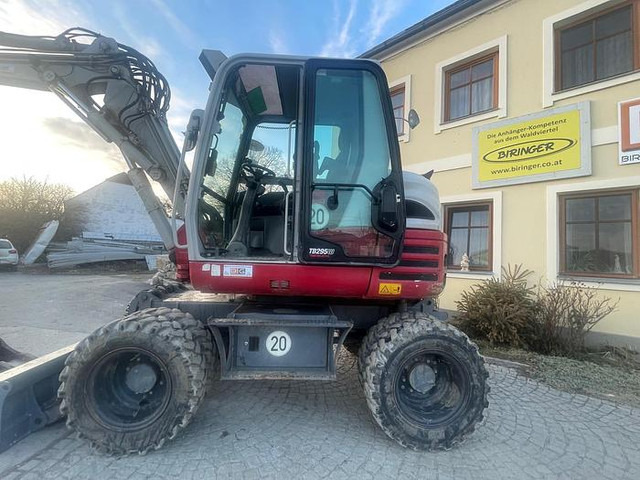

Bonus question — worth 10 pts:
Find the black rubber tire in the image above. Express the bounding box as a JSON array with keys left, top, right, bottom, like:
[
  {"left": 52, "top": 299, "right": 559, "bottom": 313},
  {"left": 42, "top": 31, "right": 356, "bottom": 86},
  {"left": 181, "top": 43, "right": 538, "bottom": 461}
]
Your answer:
[
  {"left": 58, "top": 307, "right": 211, "bottom": 455},
  {"left": 125, "top": 282, "right": 186, "bottom": 315},
  {"left": 125, "top": 291, "right": 218, "bottom": 385},
  {"left": 360, "top": 312, "right": 489, "bottom": 450}
]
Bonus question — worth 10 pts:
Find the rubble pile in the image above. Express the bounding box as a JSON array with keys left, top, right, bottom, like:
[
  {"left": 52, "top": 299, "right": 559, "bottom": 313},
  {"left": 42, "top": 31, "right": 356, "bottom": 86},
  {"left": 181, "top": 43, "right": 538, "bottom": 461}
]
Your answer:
[{"left": 46, "top": 237, "right": 165, "bottom": 269}]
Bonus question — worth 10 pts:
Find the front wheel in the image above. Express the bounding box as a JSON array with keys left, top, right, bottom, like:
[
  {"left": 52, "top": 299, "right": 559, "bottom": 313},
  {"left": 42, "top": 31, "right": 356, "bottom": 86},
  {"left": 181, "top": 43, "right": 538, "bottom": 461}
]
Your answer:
[
  {"left": 360, "top": 312, "right": 489, "bottom": 450},
  {"left": 58, "top": 308, "right": 211, "bottom": 455}
]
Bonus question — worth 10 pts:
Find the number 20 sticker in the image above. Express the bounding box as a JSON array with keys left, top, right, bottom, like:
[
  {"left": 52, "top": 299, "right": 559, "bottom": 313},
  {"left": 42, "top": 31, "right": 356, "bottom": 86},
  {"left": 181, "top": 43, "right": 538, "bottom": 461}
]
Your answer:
[
  {"left": 266, "top": 331, "right": 291, "bottom": 357},
  {"left": 310, "top": 203, "right": 329, "bottom": 230}
]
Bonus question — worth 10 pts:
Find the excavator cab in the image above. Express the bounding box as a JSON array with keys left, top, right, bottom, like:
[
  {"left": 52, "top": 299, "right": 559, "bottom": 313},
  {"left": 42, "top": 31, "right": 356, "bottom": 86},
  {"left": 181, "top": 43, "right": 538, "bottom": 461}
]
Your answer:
[{"left": 189, "top": 57, "right": 404, "bottom": 268}]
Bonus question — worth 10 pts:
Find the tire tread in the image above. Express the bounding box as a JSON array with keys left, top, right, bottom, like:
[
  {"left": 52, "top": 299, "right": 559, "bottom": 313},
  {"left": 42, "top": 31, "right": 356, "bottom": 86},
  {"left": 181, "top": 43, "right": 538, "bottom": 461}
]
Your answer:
[
  {"left": 359, "top": 312, "right": 489, "bottom": 450},
  {"left": 58, "top": 307, "right": 211, "bottom": 455}
]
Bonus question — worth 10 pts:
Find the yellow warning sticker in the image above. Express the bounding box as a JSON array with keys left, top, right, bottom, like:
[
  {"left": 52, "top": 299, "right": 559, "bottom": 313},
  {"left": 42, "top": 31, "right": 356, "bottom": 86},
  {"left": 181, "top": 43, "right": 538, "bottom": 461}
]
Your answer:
[{"left": 378, "top": 283, "right": 402, "bottom": 295}]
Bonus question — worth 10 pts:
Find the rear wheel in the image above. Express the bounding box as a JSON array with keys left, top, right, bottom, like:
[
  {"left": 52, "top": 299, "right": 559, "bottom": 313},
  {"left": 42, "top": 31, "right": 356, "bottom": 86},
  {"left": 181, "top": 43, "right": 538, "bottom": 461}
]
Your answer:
[
  {"left": 58, "top": 308, "right": 210, "bottom": 455},
  {"left": 360, "top": 312, "right": 489, "bottom": 450}
]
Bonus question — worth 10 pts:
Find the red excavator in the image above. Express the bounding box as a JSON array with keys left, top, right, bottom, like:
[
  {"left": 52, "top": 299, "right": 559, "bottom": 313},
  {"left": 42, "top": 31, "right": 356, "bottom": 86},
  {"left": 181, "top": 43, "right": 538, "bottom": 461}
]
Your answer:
[{"left": 0, "top": 28, "right": 488, "bottom": 454}]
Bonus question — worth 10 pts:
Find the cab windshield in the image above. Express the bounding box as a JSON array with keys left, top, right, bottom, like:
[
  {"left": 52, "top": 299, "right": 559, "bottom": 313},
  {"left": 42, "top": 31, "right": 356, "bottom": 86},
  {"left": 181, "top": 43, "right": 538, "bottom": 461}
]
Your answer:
[{"left": 198, "top": 63, "right": 300, "bottom": 256}]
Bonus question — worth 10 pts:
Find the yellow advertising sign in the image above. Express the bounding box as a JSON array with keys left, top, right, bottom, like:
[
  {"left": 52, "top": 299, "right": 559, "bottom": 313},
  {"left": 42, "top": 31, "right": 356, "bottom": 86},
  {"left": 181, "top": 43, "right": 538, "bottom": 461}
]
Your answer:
[{"left": 473, "top": 103, "right": 590, "bottom": 188}]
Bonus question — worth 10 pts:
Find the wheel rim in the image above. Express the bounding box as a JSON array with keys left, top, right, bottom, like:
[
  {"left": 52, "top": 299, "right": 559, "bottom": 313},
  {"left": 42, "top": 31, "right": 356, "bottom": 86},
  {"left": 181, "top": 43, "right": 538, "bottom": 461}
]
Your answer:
[
  {"left": 85, "top": 347, "right": 172, "bottom": 431},
  {"left": 393, "top": 348, "right": 471, "bottom": 429}
]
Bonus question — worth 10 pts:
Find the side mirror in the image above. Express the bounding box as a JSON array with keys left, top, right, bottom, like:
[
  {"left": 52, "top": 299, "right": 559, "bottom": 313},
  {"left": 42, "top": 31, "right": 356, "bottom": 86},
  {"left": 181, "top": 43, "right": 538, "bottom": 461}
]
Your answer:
[
  {"left": 408, "top": 109, "right": 420, "bottom": 129},
  {"left": 378, "top": 182, "right": 399, "bottom": 232},
  {"left": 183, "top": 109, "right": 204, "bottom": 152},
  {"left": 205, "top": 148, "right": 217, "bottom": 177}
]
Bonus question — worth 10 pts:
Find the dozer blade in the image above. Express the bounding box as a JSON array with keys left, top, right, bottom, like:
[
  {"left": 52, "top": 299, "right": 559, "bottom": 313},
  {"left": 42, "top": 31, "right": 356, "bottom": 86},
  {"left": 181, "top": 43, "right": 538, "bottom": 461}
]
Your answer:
[
  {"left": 0, "top": 337, "right": 35, "bottom": 371},
  {"left": 0, "top": 344, "right": 73, "bottom": 453}
]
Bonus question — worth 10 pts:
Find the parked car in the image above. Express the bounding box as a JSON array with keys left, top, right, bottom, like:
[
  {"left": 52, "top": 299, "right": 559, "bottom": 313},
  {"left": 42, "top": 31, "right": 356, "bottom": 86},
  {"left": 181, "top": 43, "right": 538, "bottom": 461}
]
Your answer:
[{"left": 0, "top": 239, "right": 19, "bottom": 271}]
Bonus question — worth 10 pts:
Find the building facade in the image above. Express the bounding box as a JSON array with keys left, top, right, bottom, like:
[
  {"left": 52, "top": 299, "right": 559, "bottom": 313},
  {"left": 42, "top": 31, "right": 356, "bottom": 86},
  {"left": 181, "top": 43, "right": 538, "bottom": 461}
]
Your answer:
[
  {"left": 65, "top": 173, "right": 163, "bottom": 243},
  {"left": 365, "top": 0, "right": 640, "bottom": 347}
]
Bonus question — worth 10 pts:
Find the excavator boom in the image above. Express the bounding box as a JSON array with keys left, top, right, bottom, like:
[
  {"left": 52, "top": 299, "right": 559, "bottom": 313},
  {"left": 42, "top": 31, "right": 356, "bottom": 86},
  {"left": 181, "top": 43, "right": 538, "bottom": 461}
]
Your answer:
[{"left": 0, "top": 28, "right": 184, "bottom": 248}]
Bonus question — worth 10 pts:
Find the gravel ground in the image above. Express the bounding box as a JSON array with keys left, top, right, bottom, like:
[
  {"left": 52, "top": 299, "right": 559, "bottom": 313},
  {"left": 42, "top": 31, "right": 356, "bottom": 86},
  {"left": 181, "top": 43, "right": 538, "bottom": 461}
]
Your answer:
[
  {"left": 535, "top": 356, "right": 640, "bottom": 407},
  {"left": 478, "top": 341, "right": 640, "bottom": 408}
]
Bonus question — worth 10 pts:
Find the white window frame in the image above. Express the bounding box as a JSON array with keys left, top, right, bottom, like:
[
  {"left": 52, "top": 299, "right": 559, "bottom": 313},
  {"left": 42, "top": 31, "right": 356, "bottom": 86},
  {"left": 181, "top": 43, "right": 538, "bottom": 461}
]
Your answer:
[
  {"left": 440, "top": 191, "right": 502, "bottom": 279},
  {"left": 542, "top": 0, "right": 640, "bottom": 108},
  {"left": 389, "top": 75, "right": 412, "bottom": 143},
  {"left": 434, "top": 36, "right": 508, "bottom": 134},
  {"left": 546, "top": 176, "right": 640, "bottom": 292}
]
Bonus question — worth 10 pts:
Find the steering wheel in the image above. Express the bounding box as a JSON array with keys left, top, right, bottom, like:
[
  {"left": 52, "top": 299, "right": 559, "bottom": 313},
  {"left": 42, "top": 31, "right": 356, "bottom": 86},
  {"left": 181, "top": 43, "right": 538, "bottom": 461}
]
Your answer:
[{"left": 240, "top": 159, "right": 276, "bottom": 180}]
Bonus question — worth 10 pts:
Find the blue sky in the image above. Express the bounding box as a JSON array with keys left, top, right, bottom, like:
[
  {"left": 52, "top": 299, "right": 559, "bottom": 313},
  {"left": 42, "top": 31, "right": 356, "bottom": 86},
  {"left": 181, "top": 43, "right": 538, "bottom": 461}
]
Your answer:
[{"left": 0, "top": 0, "right": 455, "bottom": 192}]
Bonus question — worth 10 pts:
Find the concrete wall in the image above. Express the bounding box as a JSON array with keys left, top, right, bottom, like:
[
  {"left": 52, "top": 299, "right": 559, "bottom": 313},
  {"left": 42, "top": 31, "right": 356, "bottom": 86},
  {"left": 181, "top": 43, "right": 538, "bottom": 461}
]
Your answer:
[{"left": 376, "top": 0, "right": 640, "bottom": 342}]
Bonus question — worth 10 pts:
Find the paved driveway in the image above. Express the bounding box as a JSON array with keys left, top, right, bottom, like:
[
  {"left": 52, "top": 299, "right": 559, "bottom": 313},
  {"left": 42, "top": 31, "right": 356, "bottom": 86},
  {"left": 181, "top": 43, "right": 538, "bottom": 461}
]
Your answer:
[
  {"left": 0, "top": 271, "right": 638, "bottom": 479},
  {"left": 0, "top": 271, "right": 149, "bottom": 356},
  {"left": 0, "top": 354, "right": 638, "bottom": 480}
]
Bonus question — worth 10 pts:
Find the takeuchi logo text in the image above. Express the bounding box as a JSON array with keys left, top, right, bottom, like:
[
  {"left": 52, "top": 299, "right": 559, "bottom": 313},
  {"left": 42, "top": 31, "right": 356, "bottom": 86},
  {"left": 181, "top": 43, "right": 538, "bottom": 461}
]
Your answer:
[{"left": 482, "top": 138, "right": 576, "bottom": 163}]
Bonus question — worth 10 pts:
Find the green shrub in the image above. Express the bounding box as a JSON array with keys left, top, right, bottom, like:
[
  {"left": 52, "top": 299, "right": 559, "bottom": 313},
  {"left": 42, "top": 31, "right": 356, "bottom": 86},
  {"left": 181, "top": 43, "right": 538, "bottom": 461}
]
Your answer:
[{"left": 456, "top": 265, "right": 536, "bottom": 347}]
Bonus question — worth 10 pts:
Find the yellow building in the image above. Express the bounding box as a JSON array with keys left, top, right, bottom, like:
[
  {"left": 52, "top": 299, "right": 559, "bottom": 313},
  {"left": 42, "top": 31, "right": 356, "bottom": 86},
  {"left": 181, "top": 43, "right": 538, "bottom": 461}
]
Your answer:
[{"left": 364, "top": 0, "right": 640, "bottom": 348}]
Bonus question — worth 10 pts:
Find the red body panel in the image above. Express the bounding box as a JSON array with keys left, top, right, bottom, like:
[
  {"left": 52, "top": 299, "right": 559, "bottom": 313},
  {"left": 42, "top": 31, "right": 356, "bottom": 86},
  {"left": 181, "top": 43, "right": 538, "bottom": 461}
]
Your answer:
[
  {"left": 185, "top": 229, "right": 447, "bottom": 301},
  {"left": 190, "top": 263, "right": 372, "bottom": 297},
  {"left": 367, "top": 229, "right": 447, "bottom": 300},
  {"left": 175, "top": 225, "right": 190, "bottom": 282}
]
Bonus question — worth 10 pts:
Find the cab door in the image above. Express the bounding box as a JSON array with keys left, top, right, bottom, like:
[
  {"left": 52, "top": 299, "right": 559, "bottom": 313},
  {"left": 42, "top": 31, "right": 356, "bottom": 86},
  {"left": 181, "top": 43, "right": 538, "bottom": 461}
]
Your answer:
[{"left": 300, "top": 59, "right": 405, "bottom": 266}]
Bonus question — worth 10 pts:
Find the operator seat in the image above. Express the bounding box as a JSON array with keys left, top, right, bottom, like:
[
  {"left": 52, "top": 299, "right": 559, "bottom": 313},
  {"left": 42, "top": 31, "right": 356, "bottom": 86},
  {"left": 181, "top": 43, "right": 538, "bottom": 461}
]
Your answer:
[
  {"left": 319, "top": 126, "right": 352, "bottom": 182},
  {"left": 226, "top": 168, "right": 291, "bottom": 258},
  {"left": 226, "top": 170, "right": 264, "bottom": 257}
]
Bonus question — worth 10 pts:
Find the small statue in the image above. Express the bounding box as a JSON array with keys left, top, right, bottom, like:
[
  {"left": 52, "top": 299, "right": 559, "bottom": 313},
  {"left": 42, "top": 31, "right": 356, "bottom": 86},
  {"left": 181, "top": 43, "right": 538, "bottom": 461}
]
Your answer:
[
  {"left": 460, "top": 253, "right": 470, "bottom": 272},
  {"left": 613, "top": 254, "right": 622, "bottom": 274}
]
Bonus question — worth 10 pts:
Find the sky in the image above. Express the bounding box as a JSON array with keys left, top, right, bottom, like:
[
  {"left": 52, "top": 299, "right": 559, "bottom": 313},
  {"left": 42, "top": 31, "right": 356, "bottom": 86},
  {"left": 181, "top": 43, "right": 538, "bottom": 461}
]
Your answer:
[{"left": 0, "top": 0, "right": 455, "bottom": 194}]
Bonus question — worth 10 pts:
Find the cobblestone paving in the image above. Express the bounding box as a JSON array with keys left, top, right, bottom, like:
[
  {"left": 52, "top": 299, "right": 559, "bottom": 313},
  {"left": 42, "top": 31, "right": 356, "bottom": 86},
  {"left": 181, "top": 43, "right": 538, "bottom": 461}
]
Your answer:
[{"left": 1, "top": 355, "right": 639, "bottom": 480}]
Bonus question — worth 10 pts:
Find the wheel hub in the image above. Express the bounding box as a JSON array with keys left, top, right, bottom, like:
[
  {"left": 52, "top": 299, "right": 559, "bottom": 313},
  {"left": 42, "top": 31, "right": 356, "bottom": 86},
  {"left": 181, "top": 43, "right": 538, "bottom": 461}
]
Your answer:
[
  {"left": 87, "top": 348, "right": 171, "bottom": 430},
  {"left": 125, "top": 363, "right": 158, "bottom": 394},
  {"left": 394, "top": 350, "right": 471, "bottom": 429},
  {"left": 408, "top": 363, "right": 436, "bottom": 394}
]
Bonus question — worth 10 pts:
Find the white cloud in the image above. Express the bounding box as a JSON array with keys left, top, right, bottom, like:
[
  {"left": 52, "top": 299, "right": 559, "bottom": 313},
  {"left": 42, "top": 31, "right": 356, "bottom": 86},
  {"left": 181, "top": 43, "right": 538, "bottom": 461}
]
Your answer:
[
  {"left": 0, "top": 0, "right": 89, "bottom": 35},
  {"left": 0, "top": 0, "right": 124, "bottom": 193},
  {"left": 320, "top": 0, "right": 358, "bottom": 58},
  {"left": 269, "top": 30, "right": 288, "bottom": 55},
  {"left": 42, "top": 117, "right": 123, "bottom": 168},
  {"left": 0, "top": 0, "right": 188, "bottom": 193},
  {"left": 149, "top": 0, "right": 200, "bottom": 51},
  {"left": 363, "top": 0, "right": 408, "bottom": 48},
  {"left": 111, "top": 3, "right": 166, "bottom": 64},
  {"left": 0, "top": 88, "right": 124, "bottom": 193},
  {"left": 165, "top": 87, "right": 206, "bottom": 147}
]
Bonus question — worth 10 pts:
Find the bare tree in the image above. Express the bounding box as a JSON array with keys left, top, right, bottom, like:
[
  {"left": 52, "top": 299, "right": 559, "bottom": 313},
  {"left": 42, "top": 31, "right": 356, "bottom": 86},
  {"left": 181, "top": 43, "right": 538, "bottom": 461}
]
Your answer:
[
  {"left": 0, "top": 176, "right": 76, "bottom": 252},
  {"left": 207, "top": 146, "right": 286, "bottom": 195},
  {"left": 251, "top": 146, "right": 287, "bottom": 175}
]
